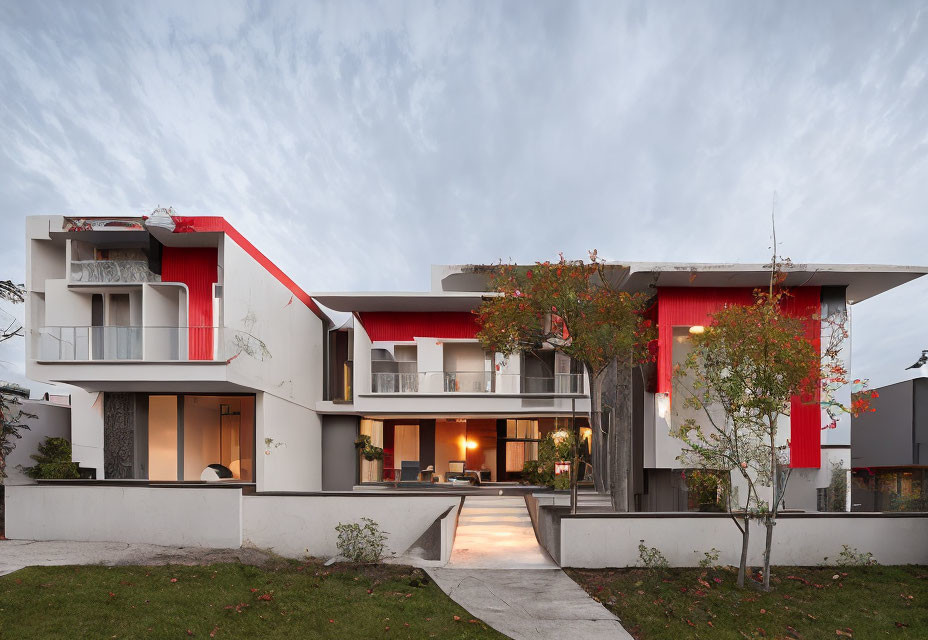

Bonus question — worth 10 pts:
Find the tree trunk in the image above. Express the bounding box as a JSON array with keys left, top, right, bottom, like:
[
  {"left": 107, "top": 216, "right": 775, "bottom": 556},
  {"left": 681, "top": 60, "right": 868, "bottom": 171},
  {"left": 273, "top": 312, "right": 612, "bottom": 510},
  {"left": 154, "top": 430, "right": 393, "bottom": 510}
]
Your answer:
[
  {"left": 589, "top": 366, "right": 607, "bottom": 494},
  {"left": 611, "top": 363, "right": 632, "bottom": 511},
  {"left": 762, "top": 517, "right": 774, "bottom": 591},
  {"left": 737, "top": 516, "right": 750, "bottom": 588}
]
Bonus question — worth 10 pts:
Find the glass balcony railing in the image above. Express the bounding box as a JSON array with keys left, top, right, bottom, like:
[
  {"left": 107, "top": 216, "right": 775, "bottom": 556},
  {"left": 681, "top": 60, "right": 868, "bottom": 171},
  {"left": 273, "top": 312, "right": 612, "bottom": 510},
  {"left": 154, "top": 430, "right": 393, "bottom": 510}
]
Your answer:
[
  {"left": 369, "top": 371, "right": 585, "bottom": 395},
  {"left": 36, "top": 326, "right": 223, "bottom": 361}
]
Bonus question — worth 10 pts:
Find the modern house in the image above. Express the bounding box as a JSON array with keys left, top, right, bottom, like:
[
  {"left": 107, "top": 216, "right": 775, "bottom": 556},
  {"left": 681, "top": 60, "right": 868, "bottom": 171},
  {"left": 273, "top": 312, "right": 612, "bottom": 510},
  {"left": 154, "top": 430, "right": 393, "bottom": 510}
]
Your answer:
[
  {"left": 851, "top": 379, "right": 928, "bottom": 511},
  {"left": 22, "top": 214, "right": 928, "bottom": 512}
]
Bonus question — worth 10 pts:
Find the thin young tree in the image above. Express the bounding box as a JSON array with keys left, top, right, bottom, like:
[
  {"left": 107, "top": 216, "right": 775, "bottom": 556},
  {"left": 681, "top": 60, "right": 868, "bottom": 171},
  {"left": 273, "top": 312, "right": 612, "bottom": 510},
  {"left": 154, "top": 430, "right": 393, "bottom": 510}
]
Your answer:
[
  {"left": 474, "top": 252, "right": 655, "bottom": 509},
  {"left": 673, "top": 261, "right": 875, "bottom": 590}
]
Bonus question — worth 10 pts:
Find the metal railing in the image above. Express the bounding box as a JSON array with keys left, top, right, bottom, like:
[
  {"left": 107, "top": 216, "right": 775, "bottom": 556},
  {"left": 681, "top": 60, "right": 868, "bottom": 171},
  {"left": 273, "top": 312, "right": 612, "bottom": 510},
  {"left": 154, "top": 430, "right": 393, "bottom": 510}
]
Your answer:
[
  {"left": 522, "top": 373, "right": 585, "bottom": 394},
  {"left": 36, "top": 326, "right": 221, "bottom": 361},
  {"left": 368, "top": 370, "right": 585, "bottom": 395}
]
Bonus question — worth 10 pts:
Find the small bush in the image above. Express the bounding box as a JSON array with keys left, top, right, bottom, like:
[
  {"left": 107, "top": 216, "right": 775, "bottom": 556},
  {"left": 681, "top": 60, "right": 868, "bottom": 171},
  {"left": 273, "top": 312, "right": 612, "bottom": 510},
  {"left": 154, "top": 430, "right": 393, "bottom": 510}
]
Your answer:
[
  {"left": 697, "top": 547, "right": 721, "bottom": 569},
  {"left": 335, "top": 517, "right": 389, "bottom": 563},
  {"left": 638, "top": 540, "right": 669, "bottom": 570},
  {"left": 21, "top": 437, "right": 79, "bottom": 479},
  {"left": 826, "top": 545, "right": 877, "bottom": 567}
]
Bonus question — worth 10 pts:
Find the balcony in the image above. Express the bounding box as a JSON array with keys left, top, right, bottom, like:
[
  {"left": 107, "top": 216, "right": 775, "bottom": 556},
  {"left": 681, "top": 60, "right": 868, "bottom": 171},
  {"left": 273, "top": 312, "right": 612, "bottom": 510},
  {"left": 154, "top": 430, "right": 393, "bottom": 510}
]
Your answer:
[
  {"left": 36, "top": 326, "right": 222, "bottom": 362},
  {"left": 70, "top": 259, "right": 160, "bottom": 284},
  {"left": 369, "top": 371, "right": 585, "bottom": 395}
]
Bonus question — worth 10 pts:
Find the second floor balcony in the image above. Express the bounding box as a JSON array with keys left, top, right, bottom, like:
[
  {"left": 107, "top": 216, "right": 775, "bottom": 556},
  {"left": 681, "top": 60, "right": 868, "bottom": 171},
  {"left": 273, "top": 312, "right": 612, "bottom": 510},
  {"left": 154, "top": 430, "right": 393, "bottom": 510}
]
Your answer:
[
  {"left": 36, "top": 326, "right": 224, "bottom": 362},
  {"left": 369, "top": 370, "right": 584, "bottom": 395}
]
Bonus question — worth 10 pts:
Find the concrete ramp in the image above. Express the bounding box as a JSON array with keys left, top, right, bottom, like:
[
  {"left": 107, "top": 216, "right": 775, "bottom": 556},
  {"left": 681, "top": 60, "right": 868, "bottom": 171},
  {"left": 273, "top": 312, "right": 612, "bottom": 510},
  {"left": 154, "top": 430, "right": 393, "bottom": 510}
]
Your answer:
[{"left": 447, "top": 495, "right": 556, "bottom": 569}]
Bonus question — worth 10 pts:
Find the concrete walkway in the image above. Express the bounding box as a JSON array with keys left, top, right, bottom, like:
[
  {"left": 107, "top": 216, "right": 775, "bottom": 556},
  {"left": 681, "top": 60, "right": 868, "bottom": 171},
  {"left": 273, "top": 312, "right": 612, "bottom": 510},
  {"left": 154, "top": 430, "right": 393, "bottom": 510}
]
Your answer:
[
  {"left": 429, "top": 495, "right": 632, "bottom": 639},
  {"left": 447, "top": 495, "right": 556, "bottom": 569}
]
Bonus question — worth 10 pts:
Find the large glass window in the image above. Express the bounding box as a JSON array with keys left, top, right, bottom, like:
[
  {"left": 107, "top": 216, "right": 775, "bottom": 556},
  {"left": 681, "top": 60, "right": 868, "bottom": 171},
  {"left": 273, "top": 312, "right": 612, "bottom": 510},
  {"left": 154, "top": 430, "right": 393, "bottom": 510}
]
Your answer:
[
  {"left": 146, "top": 394, "right": 254, "bottom": 482},
  {"left": 503, "top": 419, "right": 540, "bottom": 474}
]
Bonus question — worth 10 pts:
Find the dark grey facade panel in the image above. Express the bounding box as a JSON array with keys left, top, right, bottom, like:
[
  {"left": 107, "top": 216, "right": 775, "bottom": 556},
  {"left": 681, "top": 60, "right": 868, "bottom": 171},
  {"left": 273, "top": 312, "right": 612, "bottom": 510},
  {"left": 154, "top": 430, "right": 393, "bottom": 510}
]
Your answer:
[
  {"left": 914, "top": 378, "right": 928, "bottom": 465},
  {"left": 321, "top": 415, "right": 360, "bottom": 491},
  {"left": 851, "top": 380, "right": 915, "bottom": 467}
]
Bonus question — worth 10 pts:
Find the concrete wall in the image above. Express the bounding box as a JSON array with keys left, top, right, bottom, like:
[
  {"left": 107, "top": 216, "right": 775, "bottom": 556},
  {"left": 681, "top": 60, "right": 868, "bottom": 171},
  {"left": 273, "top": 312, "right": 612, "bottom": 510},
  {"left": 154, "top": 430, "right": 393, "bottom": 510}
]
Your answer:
[
  {"left": 5, "top": 485, "right": 243, "bottom": 548},
  {"left": 222, "top": 237, "right": 324, "bottom": 410},
  {"left": 242, "top": 494, "right": 461, "bottom": 558},
  {"left": 256, "top": 393, "right": 322, "bottom": 492},
  {"left": 555, "top": 512, "right": 928, "bottom": 568},
  {"left": 321, "top": 415, "right": 359, "bottom": 491},
  {"left": 70, "top": 389, "right": 104, "bottom": 475},
  {"left": 3, "top": 400, "right": 71, "bottom": 486}
]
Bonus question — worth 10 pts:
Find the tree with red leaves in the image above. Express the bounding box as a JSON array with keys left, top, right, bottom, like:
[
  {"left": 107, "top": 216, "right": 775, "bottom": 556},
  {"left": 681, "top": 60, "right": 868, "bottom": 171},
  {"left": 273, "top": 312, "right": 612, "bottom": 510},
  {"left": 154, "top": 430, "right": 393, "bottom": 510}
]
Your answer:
[{"left": 475, "top": 252, "right": 655, "bottom": 509}]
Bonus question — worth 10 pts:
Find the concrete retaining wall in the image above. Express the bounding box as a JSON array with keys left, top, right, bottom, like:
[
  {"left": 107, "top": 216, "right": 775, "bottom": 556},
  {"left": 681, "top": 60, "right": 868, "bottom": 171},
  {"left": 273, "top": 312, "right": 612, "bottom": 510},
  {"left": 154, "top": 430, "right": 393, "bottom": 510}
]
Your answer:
[
  {"left": 556, "top": 512, "right": 928, "bottom": 568},
  {"left": 242, "top": 494, "right": 461, "bottom": 559},
  {"left": 4, "top": 484, "right": 243, "bottom": 548}
]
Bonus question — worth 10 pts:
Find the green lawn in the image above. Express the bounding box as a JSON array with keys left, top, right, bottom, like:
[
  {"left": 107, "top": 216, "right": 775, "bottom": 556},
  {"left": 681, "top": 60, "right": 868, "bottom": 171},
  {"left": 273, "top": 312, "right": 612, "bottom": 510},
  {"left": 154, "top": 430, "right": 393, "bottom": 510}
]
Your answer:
[
  {"left": 566, "top": 565, "right": 928, "bottom": 639},
  {"left": 0, "top": 561, "right": 504, "bottom": 639}
]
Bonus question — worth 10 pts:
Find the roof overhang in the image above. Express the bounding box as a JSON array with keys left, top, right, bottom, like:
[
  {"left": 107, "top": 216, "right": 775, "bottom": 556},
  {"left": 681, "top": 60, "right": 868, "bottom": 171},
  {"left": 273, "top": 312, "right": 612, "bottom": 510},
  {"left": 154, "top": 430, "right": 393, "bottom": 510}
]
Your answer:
[
  {"left": 311, "top": 291, "right": 493, "bottom": 312},
  {"left": 617, "top": 262, "right": 928, "bottom": 304}
]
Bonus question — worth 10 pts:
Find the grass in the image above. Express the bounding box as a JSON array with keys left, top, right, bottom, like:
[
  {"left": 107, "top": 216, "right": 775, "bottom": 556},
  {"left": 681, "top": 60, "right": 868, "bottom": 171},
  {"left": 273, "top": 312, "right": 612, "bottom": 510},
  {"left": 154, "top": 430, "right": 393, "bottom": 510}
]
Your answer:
[
  {"left": 0, "top": 560, "right": 505, "bottom": 639},
  {"left": 566, "top": 564, "right": 928, "bottom": 639}
]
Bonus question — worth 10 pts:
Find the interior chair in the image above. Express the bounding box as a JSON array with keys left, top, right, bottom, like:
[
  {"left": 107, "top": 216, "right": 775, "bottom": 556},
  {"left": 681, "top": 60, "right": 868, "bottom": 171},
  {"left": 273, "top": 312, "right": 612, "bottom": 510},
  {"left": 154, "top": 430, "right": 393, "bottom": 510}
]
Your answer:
[{"left": 400, "top": 460, "right": 421, "bottom": 482}]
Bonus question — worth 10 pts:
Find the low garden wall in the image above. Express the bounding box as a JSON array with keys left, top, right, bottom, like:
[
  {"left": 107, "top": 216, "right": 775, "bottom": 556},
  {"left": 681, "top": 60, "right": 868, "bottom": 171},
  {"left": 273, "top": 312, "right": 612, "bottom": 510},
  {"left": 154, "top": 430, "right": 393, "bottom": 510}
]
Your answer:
[
  {"left": 4, "top": 484, "right": 244, "bottom": 548},
  {"left": 546, "top": 510, "right": 928, "bottom": 568},
  {"left": 242, "top": 493, "right": 462, "bottom": 559}
]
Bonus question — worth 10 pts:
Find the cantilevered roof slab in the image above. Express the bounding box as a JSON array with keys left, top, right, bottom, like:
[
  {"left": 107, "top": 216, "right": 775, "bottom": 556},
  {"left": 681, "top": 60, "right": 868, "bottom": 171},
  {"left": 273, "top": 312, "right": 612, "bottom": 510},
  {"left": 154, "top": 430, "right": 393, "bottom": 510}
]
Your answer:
[
  {"left": 311, "top": 291, "right": 493, "bottom": 312},
  {"left": 617, "top": 262, "right": 928, "bottom": 304}
]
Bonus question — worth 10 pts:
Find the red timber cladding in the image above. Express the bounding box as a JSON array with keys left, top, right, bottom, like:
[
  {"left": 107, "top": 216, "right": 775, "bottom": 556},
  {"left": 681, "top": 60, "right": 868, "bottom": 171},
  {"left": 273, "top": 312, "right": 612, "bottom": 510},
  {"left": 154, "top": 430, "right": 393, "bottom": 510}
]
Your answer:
[
  {"left": 656, "top": 286, "right": 822, "bottom": 468},
  {"left": 357, "top": 312, "right": 480, "bottom": 341},
  {"left": 168, "top": 216, "right": 324, "bottom": 318},
  {"left": 162, "top": 247, "right": 218, "bottom": 360}
]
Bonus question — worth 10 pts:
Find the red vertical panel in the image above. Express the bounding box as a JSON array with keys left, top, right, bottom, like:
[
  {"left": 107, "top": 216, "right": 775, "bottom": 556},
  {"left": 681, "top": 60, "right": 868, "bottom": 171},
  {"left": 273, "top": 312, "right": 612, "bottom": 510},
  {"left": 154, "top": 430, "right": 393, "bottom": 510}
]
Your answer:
[
  {"left": 357, "top": 312, "right": 480, "bottom": 341},
  {"left": 781, "top": 287, "right": 822, "bottom": 468},
  {"left": 162, "top": 247, "right": 218, "bottom": 360},
  {"left": 656, "top": 286, "right": 822, "bottom": 468}
]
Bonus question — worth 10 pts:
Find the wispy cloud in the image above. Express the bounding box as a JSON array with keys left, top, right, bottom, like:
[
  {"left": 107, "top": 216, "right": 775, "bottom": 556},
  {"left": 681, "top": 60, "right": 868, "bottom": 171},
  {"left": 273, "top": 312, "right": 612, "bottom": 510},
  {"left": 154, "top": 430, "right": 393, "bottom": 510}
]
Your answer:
[{"left": 1, "top": 0, "right": 926, "bottom": 395}]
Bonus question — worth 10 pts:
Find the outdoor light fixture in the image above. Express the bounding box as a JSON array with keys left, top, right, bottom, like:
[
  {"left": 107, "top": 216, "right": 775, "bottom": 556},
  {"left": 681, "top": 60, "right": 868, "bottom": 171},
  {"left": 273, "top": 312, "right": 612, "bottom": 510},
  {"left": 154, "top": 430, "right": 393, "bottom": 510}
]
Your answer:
[{"left": 689, "top": 325, "right": 706, "bottom": 335}]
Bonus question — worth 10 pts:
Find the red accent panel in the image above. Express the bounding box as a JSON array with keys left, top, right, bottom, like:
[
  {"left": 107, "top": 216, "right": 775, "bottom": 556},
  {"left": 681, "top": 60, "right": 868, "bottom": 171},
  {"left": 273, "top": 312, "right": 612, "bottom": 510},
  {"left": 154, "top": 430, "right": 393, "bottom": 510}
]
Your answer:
[
  {"left": 162, "top": 247, "right": 218, "bottom": 360},
  {"left": 169, "top": 216, "right": 324, "bottom": 319},
  {"left": 357, "top": 312, "right": 480, "bottom": 341},
  {"left": 656, "top": 287, "right": 822, "bottom": 468}
]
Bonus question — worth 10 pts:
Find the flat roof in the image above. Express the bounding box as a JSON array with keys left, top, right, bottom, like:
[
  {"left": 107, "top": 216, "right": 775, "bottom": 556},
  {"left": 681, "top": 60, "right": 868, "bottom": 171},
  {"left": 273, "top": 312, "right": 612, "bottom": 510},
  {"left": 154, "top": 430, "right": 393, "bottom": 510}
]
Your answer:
[{"left": 617, "top": 262, "right": 928, "bottom": 303}]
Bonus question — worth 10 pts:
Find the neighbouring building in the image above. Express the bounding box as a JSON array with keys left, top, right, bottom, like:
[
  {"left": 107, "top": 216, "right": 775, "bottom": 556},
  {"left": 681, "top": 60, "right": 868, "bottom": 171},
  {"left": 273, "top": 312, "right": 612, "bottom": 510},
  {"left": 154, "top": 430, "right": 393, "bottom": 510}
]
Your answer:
[
  {"left": 22, "top": 214, "right": 928, "bottom": 511},
  {"left": 851, "top": 379, "right": 928, "bottom": 511}
]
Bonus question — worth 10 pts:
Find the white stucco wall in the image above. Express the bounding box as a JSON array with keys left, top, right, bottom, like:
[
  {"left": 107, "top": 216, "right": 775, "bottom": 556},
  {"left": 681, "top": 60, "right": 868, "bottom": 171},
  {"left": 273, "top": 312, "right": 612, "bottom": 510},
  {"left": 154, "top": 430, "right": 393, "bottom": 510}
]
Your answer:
[
  {"left": 559, "top": 514, "right": 928, "bottom": 568},
  {"left": 256, "top": 392, "right": 322, "bottom": 492},
  {"left": 69, "top": 388, "right": 104, "bottom": 475},
  {"left": 2, "top": 400, "right": 71, "bottom": 486},
  {"left": 221, "top": 237, "right": 324, "bottom": 410},
  {"left": 5, "top": 485, "right": 243, "bottom": 548},
  {"left": 242, "top": 494, "right": 461, "bottom": 558}
]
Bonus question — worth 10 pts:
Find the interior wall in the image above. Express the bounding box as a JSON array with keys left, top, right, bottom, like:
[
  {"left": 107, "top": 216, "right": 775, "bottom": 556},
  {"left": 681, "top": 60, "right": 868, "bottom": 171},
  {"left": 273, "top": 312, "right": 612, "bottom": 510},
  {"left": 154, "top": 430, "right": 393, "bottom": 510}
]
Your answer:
[
  {"left": 435, "top": 419, "right": 466, "bottom": 481},
  {"left": 183, "top": 396, "right": 222, "bottom": 479},
  {"left": 148, "top": 395, "right": 178, "bottom": 481},
  {"left": 465, "top": 419, "right": 497, "bottom": 480},
  {"left": 442, "top": 342, "right": 485, "bottom": 372}
]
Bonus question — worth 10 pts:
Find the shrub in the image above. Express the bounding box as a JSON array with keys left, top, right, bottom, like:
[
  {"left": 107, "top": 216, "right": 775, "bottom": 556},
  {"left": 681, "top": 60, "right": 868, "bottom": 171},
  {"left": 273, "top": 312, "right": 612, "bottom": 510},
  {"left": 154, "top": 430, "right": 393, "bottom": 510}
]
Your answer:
[
  {"left": 522, "top": 430, "right": 574, "bottom": 487},
  {"left": 825, "top": 545, "right": 877, "bottom": 567},
  {"left": 638, "top": 540, "right": 668, "bottom": 570},
  {"left": 354, "top": 435, "right": 384, "bottom": 461},
  {"left": 335, "top": 517, "right": 389, "bottom": 563},
  {"left": 697, "top": 547, "right": 721, "bottom": 569},
  {"left": 21, "top": 437, "right": 79, "bottom": 479}
]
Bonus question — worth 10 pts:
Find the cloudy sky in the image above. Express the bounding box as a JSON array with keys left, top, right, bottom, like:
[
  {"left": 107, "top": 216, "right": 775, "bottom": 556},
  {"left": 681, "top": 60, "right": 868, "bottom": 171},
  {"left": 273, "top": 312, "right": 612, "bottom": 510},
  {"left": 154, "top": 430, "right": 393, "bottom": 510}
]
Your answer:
[{"left": 1, "top": 0, "right": 927, "bottom": 398}]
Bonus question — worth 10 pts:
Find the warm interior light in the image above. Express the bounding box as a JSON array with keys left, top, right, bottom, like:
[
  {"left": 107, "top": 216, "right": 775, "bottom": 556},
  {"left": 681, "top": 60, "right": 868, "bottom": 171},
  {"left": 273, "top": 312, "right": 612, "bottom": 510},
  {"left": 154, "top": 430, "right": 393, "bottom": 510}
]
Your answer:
[
  {"left": 466, "top": 440, "right": 478, "bottom": 449},
  {"left": 689, "top": 325, "right": 705, "bottom": 335}
]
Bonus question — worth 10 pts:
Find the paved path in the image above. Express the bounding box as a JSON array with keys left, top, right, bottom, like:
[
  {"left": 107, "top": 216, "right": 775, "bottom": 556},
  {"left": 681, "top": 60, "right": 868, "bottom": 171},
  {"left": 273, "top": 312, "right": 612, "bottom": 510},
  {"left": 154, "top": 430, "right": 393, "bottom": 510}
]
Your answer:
[
  {"left": 0, "top": 540, "right": 273, "bottom": 577},
  {"left": 447, "top": 495, "right": 557, "bottom": 569},
  {"left": 430, "top": 495, "right": 632, "bottom": 639}
]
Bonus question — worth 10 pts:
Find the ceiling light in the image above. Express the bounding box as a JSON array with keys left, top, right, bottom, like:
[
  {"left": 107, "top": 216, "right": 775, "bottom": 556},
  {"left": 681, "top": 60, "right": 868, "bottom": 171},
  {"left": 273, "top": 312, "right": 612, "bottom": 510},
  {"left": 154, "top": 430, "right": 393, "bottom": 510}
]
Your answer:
[{"left": 689, "top": 325, "right": 705, "bottom": 335}]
